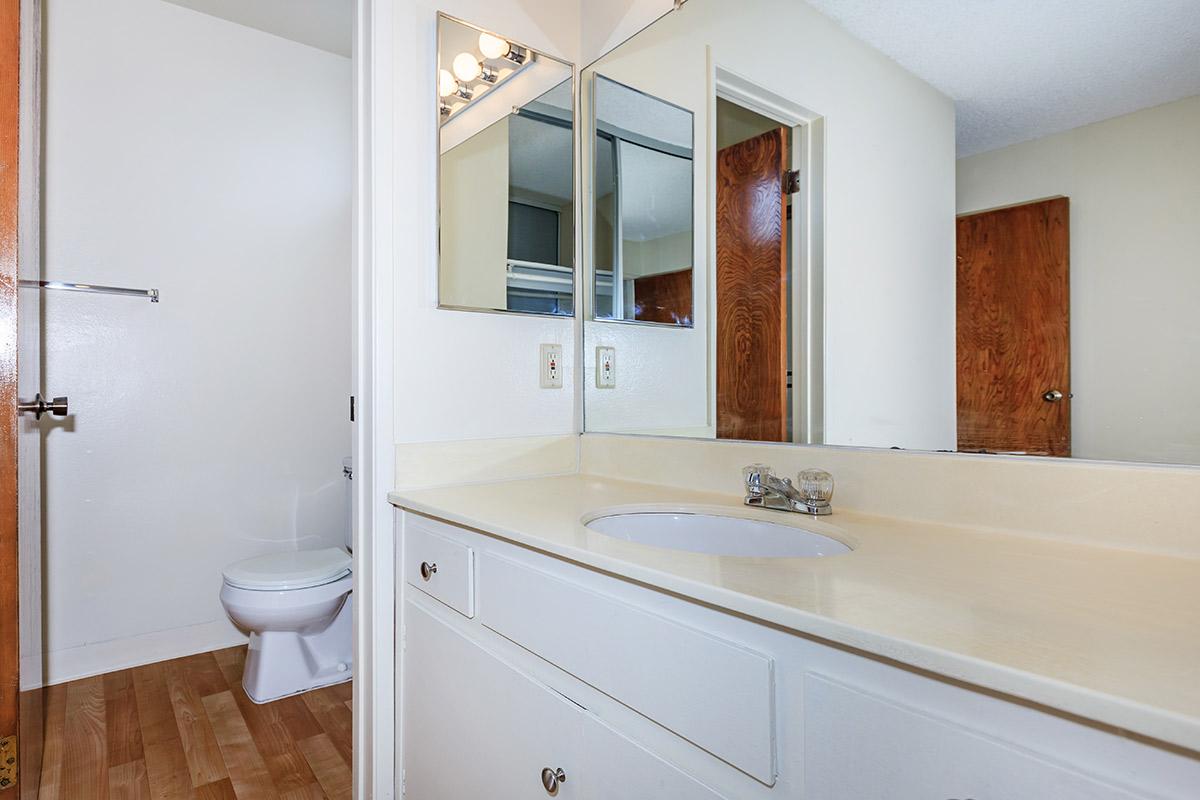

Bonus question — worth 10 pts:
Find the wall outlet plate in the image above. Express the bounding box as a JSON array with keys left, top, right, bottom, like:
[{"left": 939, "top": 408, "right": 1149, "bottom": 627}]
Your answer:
[
  {"left": 596, "top": 346, "right": 616, "bottom": 389},
  {"left": 540, "top": 343, "right": 563, "bottom": 389}
]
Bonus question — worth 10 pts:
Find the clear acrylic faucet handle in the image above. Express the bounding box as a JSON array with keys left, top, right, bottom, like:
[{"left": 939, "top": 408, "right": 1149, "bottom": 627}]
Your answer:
[{"left": 743, "top": 463, "right": 773, "bottom": 489}]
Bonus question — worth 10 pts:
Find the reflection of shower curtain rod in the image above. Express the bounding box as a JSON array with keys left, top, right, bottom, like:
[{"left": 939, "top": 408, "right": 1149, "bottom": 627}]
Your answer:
[{"left": 19, "top": 279, "right": 159, "bottom": 303}]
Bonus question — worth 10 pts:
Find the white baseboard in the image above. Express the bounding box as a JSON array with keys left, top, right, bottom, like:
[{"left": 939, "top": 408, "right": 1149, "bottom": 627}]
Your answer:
[{"left": 32, "top": 618, "right": 250, "bottom": 688}]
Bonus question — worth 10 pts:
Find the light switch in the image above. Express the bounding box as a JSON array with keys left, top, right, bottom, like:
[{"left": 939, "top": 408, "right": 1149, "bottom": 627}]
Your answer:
[
  {"left": 540, "top": 343, "right": 563, "bottom": 389},
  {"left": 596, "top": 346, "right": 616, "bottom": 389}
]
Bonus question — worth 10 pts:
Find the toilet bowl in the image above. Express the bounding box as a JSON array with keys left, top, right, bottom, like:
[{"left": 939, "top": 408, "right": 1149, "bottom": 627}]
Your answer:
[{"left": 220, "top": 546, "right": 353, "bottom": 703}]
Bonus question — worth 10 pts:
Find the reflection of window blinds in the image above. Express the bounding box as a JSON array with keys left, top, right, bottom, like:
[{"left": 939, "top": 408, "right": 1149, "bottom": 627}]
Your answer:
[{"left": 507, "top": 202, "right": 559, "bottom": 265}]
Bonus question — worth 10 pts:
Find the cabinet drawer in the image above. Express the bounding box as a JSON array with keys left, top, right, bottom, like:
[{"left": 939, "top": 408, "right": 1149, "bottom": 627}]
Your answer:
[
  {"left": 404, "top": 520, "right": 474, "bottom": 617},
  {"left": 804, "top": 673, "right": 1153, "bottom": 800},
  {"left": 478, "top": 554, "right": 776, "bottom": 784}
]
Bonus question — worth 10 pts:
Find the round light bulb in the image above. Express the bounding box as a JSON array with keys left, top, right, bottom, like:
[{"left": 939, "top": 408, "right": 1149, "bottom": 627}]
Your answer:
[
  {"left": 452, "top": 52, "right": 482, "bottom": 82},
  {"left": 438, "top": 68, "right": 457, "bottom": 98},
  {"left": 478, "top": 32, "right": 510, "bottom": 60}
]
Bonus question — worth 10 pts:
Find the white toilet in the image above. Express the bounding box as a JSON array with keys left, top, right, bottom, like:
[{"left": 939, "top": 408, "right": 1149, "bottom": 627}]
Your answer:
[{"left": 219, "top": 459, "right": 354, "bottom": 703}]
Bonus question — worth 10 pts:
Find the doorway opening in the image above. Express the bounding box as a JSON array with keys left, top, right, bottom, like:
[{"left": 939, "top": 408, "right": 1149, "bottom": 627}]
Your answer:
[
  {"left": 713, "top": 70, "right": 825, "bottom": 444},
  {"left": 4, "top": 1, "right": 358, "bottom": 796}
]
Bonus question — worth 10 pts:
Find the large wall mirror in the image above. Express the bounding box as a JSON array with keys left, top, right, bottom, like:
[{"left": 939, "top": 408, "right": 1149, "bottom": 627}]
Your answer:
[
  {"left": 438, "top": 15, "right": 575, "bottom": 316},
  {"left": 581, "top": 0, "right": 1200, "bottom": 466}
]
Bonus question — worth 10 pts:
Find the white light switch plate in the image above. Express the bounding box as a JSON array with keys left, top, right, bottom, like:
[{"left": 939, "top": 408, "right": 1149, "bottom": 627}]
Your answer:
[
  {"left": 596, "top": 346, "right": 616, "bottom": 389},
  {"left": 540, "top": 343, "right": 563, "bottom": 389}
]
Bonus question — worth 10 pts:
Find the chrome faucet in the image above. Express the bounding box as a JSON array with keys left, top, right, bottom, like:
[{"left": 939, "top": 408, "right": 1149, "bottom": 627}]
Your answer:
[{"left": 743, "top": 464, "right": 834, "bottom": 516}]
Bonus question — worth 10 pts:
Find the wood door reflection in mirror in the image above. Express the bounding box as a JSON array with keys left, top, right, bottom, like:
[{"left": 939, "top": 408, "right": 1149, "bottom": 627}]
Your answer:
[
  {"left": 716, "top": 127, "right": 790, "bottom": 442},
  {"left": 957, "top": 198, "right": 1071, "bottom": 456}
]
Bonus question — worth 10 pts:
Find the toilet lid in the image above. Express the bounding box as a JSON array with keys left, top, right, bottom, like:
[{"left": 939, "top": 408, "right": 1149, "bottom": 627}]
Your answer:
[{"left": 223, "top": 547, "right": 352, "bottom": 591}]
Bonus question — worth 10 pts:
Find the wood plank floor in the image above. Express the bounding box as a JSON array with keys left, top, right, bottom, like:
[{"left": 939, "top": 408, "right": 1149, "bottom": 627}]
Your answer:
[{"left": 35, "top": 646, "right": 352, "bottom": 800}]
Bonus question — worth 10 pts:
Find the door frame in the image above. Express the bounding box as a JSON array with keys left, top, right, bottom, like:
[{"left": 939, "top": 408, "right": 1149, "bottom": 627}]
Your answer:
[
  {"left": 713, "top": 66, "right": 825, "bottom": 444},
  {"left": 352, "top": 1, "right": 396, "bottom": 798},
  {"left": 0, "top": 4, "right": 395, "bottom": 797}
]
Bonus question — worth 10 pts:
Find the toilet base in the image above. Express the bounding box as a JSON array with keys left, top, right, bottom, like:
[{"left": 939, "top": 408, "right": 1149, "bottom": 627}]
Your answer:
[{"left": 242, "top": 593, "right": 354, "bottom": 704}]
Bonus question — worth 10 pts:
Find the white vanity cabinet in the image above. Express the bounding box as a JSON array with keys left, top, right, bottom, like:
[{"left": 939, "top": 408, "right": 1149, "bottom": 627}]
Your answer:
[{"left": 397, "top": 511, "right": 1200, "bottom": 800}]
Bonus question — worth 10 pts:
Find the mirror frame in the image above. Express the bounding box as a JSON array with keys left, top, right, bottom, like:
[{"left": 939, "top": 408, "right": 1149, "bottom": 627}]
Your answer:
[{"left": 436, "top": 12, "right": 578, "bottom": 319}]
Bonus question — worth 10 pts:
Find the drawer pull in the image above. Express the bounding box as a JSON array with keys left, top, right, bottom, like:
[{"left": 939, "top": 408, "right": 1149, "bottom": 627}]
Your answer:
[
  {"left": 540, "top": 767, "right": 566, "bottom": 794},
  {"left": 419, "top": 561, "right": 438, "bottom": 581}
]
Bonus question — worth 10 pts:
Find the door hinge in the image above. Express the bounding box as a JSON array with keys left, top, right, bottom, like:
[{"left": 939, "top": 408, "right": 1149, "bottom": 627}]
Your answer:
[
  {"left": 0, "top": 735, "right": 16, "bottom": 790},
  {"left": 783, "top": 169, "right": 801, "bottom": 194},
  {"left": 349, "top": 395, "right": 356, "bottom": 423}
]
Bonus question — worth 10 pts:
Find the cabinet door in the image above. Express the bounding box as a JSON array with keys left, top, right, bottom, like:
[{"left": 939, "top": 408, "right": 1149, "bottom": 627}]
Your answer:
[
  {"left": 804, "top": 674, "right": 1153, "bottom": 800},
  {"left": 403, "top": 602, "right": 581, "bottom": 799},
  {"left": 581, "top": 713, "right": 729, "bottom": 800}
]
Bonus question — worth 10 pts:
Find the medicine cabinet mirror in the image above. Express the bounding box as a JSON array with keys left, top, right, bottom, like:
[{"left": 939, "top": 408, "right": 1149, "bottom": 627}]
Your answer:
[
  {"left": 438, "top": 15, "right": 575, "bottom": 317},
  {"left": 580, "top": 0, "right": 1200, "bottom": 467}
]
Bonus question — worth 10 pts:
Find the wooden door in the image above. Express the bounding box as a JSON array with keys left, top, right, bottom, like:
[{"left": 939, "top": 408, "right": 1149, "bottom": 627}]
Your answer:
[
  {"left": 716, "top": 128, "right": 788, "bottom": 441},
  {"left": 1, "top": 0, "right": 21, "bottom": 792},
  {"left": 2, "top": 2, "right": 43, "bottom": 795},
  {"left": 957, "top": 197, "right": 1070, "bottom": 456}
]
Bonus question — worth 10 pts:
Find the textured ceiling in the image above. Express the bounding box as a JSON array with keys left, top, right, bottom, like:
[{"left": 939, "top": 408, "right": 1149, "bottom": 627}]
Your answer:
[
  {"left": 805, "top": 0, "right": 1200, "bottom": 156},
  {"left": 160, "top": 0, "right": 351, "bottom": 57}
]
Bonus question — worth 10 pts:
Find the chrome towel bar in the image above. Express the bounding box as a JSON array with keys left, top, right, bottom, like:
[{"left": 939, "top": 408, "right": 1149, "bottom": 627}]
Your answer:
[{"left": 19, "top": 279, "right": 159, "bottom": 303}]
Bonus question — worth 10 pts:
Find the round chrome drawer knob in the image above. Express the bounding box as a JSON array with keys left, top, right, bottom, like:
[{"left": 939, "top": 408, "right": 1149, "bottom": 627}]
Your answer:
[
  {"left": 419, "top": 561, "right": 438, "bottom": 581},
  {"left": 541, "top": 766, "right": 566, "bottom": 794}
]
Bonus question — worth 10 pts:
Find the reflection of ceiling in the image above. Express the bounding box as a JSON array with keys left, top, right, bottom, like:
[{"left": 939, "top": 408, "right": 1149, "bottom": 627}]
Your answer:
[
  {"left": 806, "top": 0, "right": 1200, "bottom": 157},
  {"left": 529, "top": 79, "right": 573, "bottom": 115},
  {"left": 509, "top": 116, "right": 573, "bottom": 204},
  {"left": 618, "top": 141, "right": 692, "bottom": 241},
  {"left": 160, "top": 0, "right": 351, "bottom": 56},
  {"left": 595, "top": 76, "right": 692, "bottom": 151}
]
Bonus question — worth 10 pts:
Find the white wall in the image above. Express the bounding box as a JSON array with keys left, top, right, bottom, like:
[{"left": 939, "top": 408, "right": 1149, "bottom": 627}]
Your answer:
[
  {"left": 41, "top": 0, "right": 351, "bottom": 683},
  {"left": 580, "top": 0, "right": 673, "bottom": 65},
  {"left": 582, "top": 0, "right": 958, "bottom": 449},
  {"left": 957, "top": 95, "right": 1200, "bottom": 464},
  {"left": 393, "top": 0, "right": 581, "bottom": 447}
]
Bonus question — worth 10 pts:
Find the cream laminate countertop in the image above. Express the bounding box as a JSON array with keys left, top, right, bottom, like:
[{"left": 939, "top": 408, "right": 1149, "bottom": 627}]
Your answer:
[{"left": 389, "top": 474, "right": 1200, "bottom": 754}]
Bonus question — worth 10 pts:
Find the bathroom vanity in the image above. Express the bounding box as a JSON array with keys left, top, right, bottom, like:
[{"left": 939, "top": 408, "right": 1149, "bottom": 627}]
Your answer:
[
  {"left": 398, "top": 0, "right": 1200, "bottom": 796},
  {"left": 390, "top": 475, "right": 1200, "bottom": 799}
]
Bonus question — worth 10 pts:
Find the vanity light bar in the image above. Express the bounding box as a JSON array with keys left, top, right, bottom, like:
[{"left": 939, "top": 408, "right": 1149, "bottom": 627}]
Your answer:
[
  {"left": 500, "top": 44, "right": 528, "bottom": 65},
  {"left": 439, "top": 37, "right": 537, "bottom": 123}
]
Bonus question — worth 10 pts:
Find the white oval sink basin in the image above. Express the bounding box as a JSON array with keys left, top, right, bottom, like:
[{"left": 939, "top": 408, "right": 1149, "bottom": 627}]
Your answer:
[{"left": 585, "top": 512, "right": 850, "bottom": 558}]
